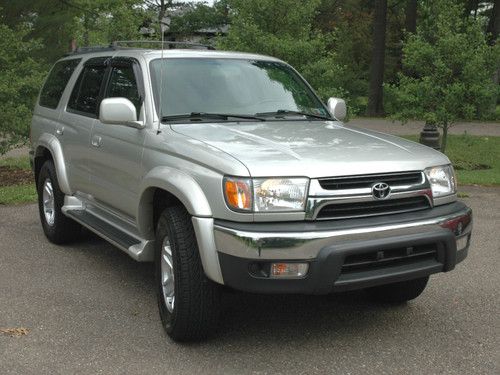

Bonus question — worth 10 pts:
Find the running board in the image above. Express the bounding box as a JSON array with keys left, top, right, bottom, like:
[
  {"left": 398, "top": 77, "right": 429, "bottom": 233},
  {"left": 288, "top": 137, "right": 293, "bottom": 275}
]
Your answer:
[{"left": 63, "top": 207, "right": 154, "bottom": 262}]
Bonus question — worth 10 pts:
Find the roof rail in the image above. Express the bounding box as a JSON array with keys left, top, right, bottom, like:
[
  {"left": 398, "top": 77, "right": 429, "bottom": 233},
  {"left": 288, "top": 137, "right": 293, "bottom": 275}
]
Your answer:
[
  {"left": 64, "top": 45, "right": 117, "bottom": 56},
  {"left": 64, "top": 40, "right": 216, "bottom": 56},
  {"left": 111, "top": 40, "right": 216, "bottom": 50}
]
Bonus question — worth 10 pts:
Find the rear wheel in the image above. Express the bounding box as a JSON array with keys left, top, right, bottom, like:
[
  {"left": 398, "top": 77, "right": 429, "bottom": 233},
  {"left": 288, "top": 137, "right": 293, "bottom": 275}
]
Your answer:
[
  {"left": 155, "top": 205, "right": 221, "bottom": 341},
  {"left": 37, "top": 160, "right": 81, "bottom": 244},
  {"left": 365, "top": 276, "right": 429, "bottom": 303}
]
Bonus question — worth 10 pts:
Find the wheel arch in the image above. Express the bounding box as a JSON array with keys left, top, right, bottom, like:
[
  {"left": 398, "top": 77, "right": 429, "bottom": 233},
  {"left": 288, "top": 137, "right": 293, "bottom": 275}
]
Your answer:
[
  {"left": 137, "top": 166, "right": 212, "bottom": 239},
  {"left": 34, "top": 134, "right": 72, "bottom": 194}
]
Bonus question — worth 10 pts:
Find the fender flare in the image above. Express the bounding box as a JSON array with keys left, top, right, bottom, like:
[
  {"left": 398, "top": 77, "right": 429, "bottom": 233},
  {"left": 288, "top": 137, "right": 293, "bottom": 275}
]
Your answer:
[
  {"left": 137, "top": 166, "right": 212, "bottom": 238},
  {"left": 34, "top": 133, "right": 72, "bottom": 195}
]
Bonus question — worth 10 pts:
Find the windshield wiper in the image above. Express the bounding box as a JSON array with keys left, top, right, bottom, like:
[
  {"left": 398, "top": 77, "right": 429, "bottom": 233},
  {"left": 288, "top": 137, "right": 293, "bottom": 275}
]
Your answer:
[
  {"left": 256, "top": 110, "right": 332, "bottom": 121},
  {"left": 162, "top": 112, "right": 265, "bottom": 122}
]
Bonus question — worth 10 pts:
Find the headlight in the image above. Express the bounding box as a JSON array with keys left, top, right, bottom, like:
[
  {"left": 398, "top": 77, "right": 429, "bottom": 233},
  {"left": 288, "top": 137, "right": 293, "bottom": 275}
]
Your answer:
[
  {"left": 254, "top": 178, "right": 309, "bottom": 212},
  {"left": 223, "top": 177, "right": 309, "bottom": 212},
  {"left": 424, "top": 165, "right": 457, "bottom": 197}
]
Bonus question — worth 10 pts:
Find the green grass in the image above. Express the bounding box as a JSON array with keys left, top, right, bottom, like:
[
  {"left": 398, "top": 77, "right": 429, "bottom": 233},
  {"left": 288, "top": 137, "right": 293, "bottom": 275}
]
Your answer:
[
  {"left": 0, "top": 156, "right": 31, "bottom": 169},
  {"left": 0, "top": 156, "right": 36, "bottom": 205},
  {"left": 404, "top": 135, "right": 500, "bottom": 186},
  {"left": 0, "top": 184, "right": 37, "bottom": 205}
]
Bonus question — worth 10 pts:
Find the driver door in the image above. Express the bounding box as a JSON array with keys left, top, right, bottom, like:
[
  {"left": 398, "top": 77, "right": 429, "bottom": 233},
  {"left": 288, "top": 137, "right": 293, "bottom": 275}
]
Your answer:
[{"left": 87, "top": 57, "right": 146, "bottom": 218}]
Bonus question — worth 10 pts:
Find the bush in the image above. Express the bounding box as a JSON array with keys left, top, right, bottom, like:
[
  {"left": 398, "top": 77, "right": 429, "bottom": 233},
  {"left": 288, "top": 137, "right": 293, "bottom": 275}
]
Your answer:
[{"left": 0, "top": 22, "right": 46, "bottom": 155}]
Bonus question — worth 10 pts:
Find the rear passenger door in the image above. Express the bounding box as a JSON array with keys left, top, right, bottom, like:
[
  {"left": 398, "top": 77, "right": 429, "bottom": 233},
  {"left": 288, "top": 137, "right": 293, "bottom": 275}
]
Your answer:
[
  {"left": 87, "top": 57, "right": 146, "bottom": 218},
  {"left": 59, "top": 57, "right": 109, "bottom": 193}
]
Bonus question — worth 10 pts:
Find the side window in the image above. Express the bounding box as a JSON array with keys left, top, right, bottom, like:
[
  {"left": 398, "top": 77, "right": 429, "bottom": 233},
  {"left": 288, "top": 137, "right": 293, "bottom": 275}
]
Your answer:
[
  {"left": 67, "top": 60, "right": 108, "bottom": 117},
  {"left": 39, "top": 59, "right": 81, "bottom": 109},
  {"left": 106, "top": 64, "right": 142, "bottom": 117}
]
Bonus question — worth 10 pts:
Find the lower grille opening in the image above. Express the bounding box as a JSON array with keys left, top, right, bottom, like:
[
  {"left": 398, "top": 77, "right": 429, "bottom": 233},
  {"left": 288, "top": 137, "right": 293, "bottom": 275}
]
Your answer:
[
  {"left": 341, "top": 244, "right": 438, "bottom": 274},
  {"left": 316, "top": 196, "right": 431, "bottom": 220}
]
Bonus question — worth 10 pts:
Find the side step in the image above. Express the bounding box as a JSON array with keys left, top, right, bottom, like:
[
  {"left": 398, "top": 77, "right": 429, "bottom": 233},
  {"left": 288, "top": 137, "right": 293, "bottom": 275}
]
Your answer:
[{"left": 64, "top": 209, "right": 154, "bottom": 262}]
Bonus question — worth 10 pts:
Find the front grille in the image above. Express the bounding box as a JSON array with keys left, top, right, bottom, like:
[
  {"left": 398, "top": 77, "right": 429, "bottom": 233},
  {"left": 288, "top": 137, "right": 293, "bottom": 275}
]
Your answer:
[
  {"left": 316, "top": 196, "right": 431, "bottom": 220},
  {"left": 341, "top": 244, "right": 437, "bottom": 274},
  {"left": 318, "top": 171, "right": 423, "bottom": 190}
]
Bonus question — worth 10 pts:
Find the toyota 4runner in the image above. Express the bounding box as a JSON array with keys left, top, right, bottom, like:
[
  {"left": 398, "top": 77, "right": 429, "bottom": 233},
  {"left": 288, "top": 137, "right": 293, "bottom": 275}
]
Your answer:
[{"left": 30, "top": 43, "right": 472, "bottom": 341}]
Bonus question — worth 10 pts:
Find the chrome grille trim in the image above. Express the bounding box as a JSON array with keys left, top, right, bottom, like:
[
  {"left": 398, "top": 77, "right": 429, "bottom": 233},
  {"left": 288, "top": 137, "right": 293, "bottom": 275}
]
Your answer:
[
  {"left": 306, "top": 172, "right": 432, "bottom": 220},
  {"left": 309, "top": 172, "right": 426, "bottom": 197}
]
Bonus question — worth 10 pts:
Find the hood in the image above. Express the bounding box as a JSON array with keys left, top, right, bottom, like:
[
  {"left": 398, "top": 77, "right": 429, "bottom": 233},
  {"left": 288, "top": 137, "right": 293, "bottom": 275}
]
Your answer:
[{"left": 170, "top": 120, "right": 449, "bottom": 178}]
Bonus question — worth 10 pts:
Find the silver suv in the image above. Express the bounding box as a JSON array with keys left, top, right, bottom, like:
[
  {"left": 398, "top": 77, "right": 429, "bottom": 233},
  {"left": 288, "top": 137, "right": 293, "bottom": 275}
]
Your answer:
[{"left": 30, "top": 44, "right": 472, "bottom": 341}]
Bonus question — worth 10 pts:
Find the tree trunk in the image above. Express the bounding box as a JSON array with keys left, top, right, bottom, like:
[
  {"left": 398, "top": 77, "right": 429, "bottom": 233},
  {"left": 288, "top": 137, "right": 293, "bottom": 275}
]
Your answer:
[
  {"left": 465, "top": 0, "right": 479, "bottom": 18},
  {"left": 83, "top": 15, "right": 90, "bottom": 47},
  {"left": 486, "top": 0, "right": 499, "bottom": 45},
  {"left": 367, "top": 0, "right": 388, "bottom": 116},
  {"left": 158, "top": 0, "right": 173, "bottom": 41},
  {"left": 441, "top": 124, "right": 449, "bottom": 153},
  {"left": 487, "top": 0, "right": 499, "bottom": 116},
  {"left": 405, "top": 0, "right": 418, "bottom": 33}
]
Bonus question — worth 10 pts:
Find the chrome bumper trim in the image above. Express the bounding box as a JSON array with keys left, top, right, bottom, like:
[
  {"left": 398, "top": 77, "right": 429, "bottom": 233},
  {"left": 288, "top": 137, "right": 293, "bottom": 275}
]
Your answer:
[{"left": 214, "top": 206, "right": 472, "bottom": 260}]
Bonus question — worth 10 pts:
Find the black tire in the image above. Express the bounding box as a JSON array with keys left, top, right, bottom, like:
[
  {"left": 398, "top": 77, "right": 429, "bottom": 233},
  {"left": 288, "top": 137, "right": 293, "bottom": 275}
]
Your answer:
[
  {"left": 155, "top": 205, "right": 221, "bottom": 342},
  {"left": 37, "top": 160, "right": 81, "bottom": 244},
  {"left": 365, "top": 276, "right": 429, "bottom": 303}
]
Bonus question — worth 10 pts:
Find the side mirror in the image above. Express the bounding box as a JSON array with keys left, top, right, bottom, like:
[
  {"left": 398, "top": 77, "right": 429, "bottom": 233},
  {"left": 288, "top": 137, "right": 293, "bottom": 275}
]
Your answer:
[
  {"left": 99, "top": 98, "right": 145, "bottom": 129},
  {"left": 327, "top": 97, "right": 347, "bottom": 121}
]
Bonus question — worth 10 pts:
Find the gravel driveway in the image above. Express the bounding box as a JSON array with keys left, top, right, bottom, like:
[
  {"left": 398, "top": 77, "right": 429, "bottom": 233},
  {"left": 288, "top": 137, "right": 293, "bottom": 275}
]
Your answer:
[{"left": 0, "top": 186, "right": 499, "bottom": 375}]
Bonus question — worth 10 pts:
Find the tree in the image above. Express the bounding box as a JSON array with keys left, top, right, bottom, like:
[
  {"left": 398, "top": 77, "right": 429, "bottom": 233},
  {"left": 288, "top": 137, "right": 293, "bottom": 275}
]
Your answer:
[
  {"left": 71, "top": 0, "right": 149, "bottom": 47},
  {"left": 391, "top": 0, "right": 499, "bottom": 152},
  {"left": 168, "top": 1, "right": 229, "bottom": 39},
  {"left": 486, "top": 0, "right": 499, "bottom": 44},
  {"left": 0, "top": 0, "right": 151, "bottom": 62},
  {"left": 366, "top": 0, "right": 388, "bottom": 116},
  {"left": 0, "top": 21, "right": 46, "bottom": 155},
  {"left": 405, "top": 0, "right": 418, "bottom": 33},
  {"left": 314, "top": 0, "right": 373, "bottom": 112}
]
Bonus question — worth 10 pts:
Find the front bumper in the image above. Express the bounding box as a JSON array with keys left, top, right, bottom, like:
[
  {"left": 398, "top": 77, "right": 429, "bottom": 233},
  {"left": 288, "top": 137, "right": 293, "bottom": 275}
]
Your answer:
[{"left": 213, "top": 202, "right": 472, "bottom": 294}]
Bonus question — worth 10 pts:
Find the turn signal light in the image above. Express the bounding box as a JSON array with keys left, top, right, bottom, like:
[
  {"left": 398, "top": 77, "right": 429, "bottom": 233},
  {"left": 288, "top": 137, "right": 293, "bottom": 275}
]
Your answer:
[
  {"left": 223, "top": 177, "right": 252, "bottom": 211},
  {"left": 270, "top": 263, "right": 308, "bottom": 278}
]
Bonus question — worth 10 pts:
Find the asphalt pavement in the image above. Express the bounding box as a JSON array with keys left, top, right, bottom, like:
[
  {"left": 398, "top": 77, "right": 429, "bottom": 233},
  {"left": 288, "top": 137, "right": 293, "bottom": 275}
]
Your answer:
[{"left": 0, "top": 186, "right": 499, "bottom": 375}]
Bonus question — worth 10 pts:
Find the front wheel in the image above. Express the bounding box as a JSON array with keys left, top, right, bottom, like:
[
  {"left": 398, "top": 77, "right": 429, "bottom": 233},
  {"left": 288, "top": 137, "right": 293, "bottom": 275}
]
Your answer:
[
  {"left": 155, "top": 206, "right": 221, "bottom": 341},
  {"left": 364, "top": 276, "right": 429, "bottom": 303}
]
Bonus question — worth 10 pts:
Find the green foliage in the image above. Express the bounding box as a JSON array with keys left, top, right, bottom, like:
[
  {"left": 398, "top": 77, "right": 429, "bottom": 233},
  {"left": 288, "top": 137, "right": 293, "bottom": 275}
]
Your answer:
[
  {"left": 71, "top": 0, "right": 150, "bottom": 47},
  {"left": 0, "top": 21, "right": 46, "bottom": 155},
  {"left": 390, "top": 0, "right": 499, "bottom": 151},
  {"left": 169, "top": 1, "right": 228, "bottom": 36}
]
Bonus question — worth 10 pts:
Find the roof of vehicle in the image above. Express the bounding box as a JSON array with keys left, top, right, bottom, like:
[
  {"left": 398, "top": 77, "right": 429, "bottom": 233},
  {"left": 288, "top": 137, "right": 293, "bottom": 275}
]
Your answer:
[{"left": 62, "top": 43, "right": 283, "bottom": 63}]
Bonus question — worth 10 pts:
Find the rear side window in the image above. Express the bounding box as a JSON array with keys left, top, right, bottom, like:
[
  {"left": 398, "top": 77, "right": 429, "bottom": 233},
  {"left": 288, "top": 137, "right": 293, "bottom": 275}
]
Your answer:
[
  {"left": 67, "top": 58, "right": 108, "bottom": 117},
  {"left": 39, "top": 59, "right": 81, "bottom": 109}
]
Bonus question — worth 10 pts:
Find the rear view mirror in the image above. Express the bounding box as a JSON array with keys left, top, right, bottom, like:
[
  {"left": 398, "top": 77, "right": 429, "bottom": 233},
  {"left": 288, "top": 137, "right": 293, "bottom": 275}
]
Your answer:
[
  {"left": 327, "top": 97, "right": 347, "bottom": 121},
  {"left": 99, "top": 98, "right": 144, "bottom": 129}
]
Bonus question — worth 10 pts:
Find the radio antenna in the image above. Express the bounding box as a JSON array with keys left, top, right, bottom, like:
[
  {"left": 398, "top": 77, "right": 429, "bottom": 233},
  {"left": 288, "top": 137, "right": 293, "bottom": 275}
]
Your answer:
[{"left": 157, "top": 19, "right": 167, "bottom": 135}]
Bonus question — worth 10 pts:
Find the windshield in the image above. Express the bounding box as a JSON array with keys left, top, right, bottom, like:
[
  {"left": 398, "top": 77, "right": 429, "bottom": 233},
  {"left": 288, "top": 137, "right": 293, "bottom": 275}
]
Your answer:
[{"left": 150, "top": 58, "right": 330, "bottom": 120}]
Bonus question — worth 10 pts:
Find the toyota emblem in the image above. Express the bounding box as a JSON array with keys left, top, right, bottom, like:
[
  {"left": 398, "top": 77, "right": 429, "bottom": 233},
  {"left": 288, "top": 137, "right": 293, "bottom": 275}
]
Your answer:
[{"left": 372, "top": 182, "right": 391, "bottom": 200}]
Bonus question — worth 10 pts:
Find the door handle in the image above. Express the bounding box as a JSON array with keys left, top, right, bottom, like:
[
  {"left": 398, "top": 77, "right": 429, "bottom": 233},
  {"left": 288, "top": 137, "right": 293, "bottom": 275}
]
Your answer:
[
  {"left": 55, "top": 127, "right": 64, "bottom": 136},
  {"left": 91, "top": 135, "right": 102, "bottom": 148}
]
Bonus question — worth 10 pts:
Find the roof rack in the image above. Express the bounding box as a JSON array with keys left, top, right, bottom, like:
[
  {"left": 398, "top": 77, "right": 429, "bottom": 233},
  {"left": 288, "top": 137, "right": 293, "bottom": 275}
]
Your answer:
[
  {"left": 65, "top": 40, "right": 216, "bottom": 56},
  {"left": 65, "top": 45, "right": 117, "bottom": 56},
  {"left": 112, "top": 40, "right": 216, "bottom": 50}
]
